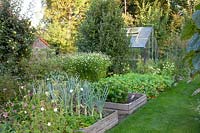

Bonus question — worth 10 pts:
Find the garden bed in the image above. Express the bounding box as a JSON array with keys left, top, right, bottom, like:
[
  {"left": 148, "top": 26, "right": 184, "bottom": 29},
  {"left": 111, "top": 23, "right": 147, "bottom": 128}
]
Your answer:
[
  {"left": 79, "top": 110, "right": 118, "bottom": 133},
  {"left": 104, "top": 93, "right": 147, "bottom": 115}
]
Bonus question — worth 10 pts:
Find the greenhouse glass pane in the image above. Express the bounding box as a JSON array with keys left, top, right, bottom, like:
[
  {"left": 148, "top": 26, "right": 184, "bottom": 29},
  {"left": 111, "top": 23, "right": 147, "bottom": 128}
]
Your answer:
[
  {"left": 131, "top": 38, "right": 148, "bottom": 48},
  {"left": 127, "top": 27, "right": 153, "bottom": 48}
]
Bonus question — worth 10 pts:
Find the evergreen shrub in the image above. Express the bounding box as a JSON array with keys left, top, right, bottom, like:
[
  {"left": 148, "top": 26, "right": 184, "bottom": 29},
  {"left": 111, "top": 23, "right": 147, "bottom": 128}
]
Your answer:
[
  {"left": 76, "top": 0, "right": 130, "bottom": 74},
  {"left": 0, "top": 0, "right": 35, "bottom": 75}
]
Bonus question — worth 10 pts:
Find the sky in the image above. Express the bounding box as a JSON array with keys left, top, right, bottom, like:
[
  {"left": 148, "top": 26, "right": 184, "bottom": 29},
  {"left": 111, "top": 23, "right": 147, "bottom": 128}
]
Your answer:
[{"left": 21, "top": 0, "right": 43, "bottom": 27}]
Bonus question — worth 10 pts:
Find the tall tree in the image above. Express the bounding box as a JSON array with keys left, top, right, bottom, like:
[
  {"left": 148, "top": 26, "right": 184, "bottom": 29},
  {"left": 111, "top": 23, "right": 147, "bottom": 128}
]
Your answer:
[
  {"left": 0, "top": 0, "right": 35, "bottom": 74},
  {"left": 76, "top": 0, "right": 130, "bottom": 74},
  {"left": 41, "top": 0, "right": 89, "bottom": 53}
]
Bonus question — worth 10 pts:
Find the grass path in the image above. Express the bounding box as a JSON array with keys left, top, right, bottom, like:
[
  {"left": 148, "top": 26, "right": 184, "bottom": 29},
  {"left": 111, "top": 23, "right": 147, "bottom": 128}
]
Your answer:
[{"left": 107, "top": 77, "right": 200, "bottom": 133}]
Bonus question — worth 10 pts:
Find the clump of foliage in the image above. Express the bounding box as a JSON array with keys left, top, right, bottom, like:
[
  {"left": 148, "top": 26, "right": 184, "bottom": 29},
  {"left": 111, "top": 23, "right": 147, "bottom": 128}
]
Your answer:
[
  {"left": 135, "top": 59, "right": 190, "bottom": 81},
  {"left": 135, "top": 60, "right": 176, "bottom": 77},
  {"left": 0, "top": 73, "right": 108, "bottom": 132},
  {"left": 41, "top": 0, "right": 89, "bottom": 53},
  {"left": 0, "top": 0, "right": 35, "bottom": 75},
  {"left": 23, "top": 52, "right": 111, "bottom": 82},
  {"left": 134, "top": 0, "right": 171, "bottom": 57},
  {"left": 94, "top": 73, "right": 173, "bottom": 103},
  {"left": 76, "top": 0, "right": 130, "bottom": 74},
  {"left": 122, "top": 12, "right": 135, "bottom": 27},
  {"left": 63, "top": 53, "right": 112, "bottom": 81},
  {"left": 20, "top": 50, "right": 63, "bottom": 81},
  {"left": 0, "top": 75, "right": 22, "bottom": 104},
  {"left": 182, "top": 4, "right": 200, "bottom": 77}
]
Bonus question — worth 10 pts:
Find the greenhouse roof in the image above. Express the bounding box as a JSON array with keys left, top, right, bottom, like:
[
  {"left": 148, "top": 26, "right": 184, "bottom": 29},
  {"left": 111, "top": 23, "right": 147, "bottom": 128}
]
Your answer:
[{"left": 127, "top": 27, "right": 153, "bottom": 48}]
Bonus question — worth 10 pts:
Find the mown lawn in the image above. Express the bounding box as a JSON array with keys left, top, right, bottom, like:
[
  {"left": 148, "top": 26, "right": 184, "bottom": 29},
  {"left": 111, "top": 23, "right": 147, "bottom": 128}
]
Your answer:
[{"left": 107, "top": 77, "right": 200, "bottom": 133}]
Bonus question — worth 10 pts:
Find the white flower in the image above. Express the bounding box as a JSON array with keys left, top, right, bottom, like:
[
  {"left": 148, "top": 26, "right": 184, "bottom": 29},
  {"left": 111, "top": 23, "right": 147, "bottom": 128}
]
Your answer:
[
  {"left": 70, "top": 89, "right": 73, "bottom": 93},
  {"left": 54, "top": 108, "right": 58, "bottom": 112},
  {"left": 45, "top": 91, "right": 49, "bottom": 96},
  {"left": 47, "top": 122, "right": 51, "bottom": 126},
  {"left": 41, "top": 107, "right": 45, "bottom": 111},
  {"left": 51, "top": 100, "right": 56, "bottom": 103},
  {"left": 24, "top": 111, "right": 27, "bottom": 114},
  {"left": 80, "top": 88, "right": 83, "bottom": 91}
]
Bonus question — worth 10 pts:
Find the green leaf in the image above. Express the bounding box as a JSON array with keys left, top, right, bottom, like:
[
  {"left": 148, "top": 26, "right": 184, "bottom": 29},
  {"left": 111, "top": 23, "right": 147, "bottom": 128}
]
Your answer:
[
  {"left": 195, "top": 4, "right": 200, "bottom": 10},
  {"left": 181, "top": 20, "right": 196, "bottom": 40},
  {"left": 187, "top": 33, "right": 200, "bottom": 52},
  {"left": 192, "top": 10, "right": 200, "bottom": 29}
]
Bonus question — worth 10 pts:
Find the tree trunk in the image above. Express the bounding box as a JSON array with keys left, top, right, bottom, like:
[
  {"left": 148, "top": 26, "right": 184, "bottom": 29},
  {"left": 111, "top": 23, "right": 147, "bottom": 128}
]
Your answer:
[{"left": 124, "top": 0, "right": 127, "bottom": 15}]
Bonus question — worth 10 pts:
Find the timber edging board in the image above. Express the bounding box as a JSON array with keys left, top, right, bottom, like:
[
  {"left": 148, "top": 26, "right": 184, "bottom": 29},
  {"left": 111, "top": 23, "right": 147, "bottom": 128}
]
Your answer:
[{"left": 79, "top": 110, "right": 118, "bottom": 133}]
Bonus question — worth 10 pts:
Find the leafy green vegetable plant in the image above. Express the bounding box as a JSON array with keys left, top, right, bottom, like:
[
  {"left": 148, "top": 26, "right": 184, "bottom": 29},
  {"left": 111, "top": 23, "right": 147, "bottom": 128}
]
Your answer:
[
  {"left": 95, "top": 73, "right": 173, "bottom": 103},
  {"left": 0, "top": 72, "right": 109, "bottom": 132},
  {"left": 82, "top": 81, "right": 96, "bottom": 116},
  {"left": 95, "top": 87, "right": 109, "bottom": 119}
]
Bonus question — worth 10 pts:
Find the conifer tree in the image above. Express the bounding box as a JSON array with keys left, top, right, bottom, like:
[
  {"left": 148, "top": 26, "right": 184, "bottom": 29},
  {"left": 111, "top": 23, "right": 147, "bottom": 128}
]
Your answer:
[{"left": 77, "top": 0, "right": 130, "bottom": 74}]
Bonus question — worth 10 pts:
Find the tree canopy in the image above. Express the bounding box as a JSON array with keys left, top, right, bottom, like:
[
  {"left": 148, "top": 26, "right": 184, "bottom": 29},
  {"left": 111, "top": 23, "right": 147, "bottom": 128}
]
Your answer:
[{"left": 41, "top": 0, "right": 89, "bottom": 53}]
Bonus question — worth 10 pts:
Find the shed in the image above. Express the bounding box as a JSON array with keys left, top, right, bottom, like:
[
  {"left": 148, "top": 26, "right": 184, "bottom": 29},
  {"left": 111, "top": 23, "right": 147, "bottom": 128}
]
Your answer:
[
  {"left": 33, "top": 37, "right": 49, "bottom": 49},
  {"left": 32, "top": 37, "right": 50, "bottom": 60}
]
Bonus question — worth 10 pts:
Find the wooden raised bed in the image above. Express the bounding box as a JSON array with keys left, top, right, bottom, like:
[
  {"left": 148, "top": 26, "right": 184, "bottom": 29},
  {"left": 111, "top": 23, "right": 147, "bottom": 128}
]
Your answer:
[
  {"left": 104, "top": 93, "right": 147, "bottom": 115},
  {"left": 79, "top": 110, "right": 118, "bottom": 133}
]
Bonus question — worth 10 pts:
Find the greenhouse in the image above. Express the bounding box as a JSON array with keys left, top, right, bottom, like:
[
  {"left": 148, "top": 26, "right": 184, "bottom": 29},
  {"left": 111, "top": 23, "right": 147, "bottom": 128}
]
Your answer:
[{"left": 127, "top": 27, "right": 158, "bottom": 63}]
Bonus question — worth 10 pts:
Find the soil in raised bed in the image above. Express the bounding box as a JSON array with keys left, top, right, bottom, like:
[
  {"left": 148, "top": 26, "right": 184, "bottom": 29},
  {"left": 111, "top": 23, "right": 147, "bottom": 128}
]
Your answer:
[{"left": 127, "top": 93, "right": 143, "bottom": 103}]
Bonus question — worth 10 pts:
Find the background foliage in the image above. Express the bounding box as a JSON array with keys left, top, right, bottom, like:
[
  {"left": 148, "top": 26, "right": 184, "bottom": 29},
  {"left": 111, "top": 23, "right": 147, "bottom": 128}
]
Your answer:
[
  {"left": 182, "top": 4, "right": 200, "bottom": 76},
  {"left": 120, "top": 0, "right": 198, "bottom": 59},
  {"left": 41, "top": 0, "right": 90, "bottom": 53}
]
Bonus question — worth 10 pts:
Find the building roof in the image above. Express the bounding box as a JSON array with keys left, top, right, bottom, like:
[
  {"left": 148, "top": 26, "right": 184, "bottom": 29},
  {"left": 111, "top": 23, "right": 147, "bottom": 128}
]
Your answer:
[
  {"left": 32, "top": 37, "right": 49, "bottom": 49},
  {"left": 127, "top": 27, "right": 153, "bottom": 48}
]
